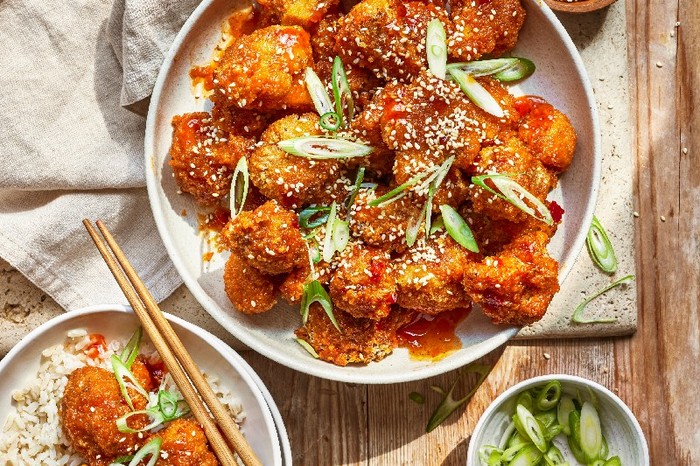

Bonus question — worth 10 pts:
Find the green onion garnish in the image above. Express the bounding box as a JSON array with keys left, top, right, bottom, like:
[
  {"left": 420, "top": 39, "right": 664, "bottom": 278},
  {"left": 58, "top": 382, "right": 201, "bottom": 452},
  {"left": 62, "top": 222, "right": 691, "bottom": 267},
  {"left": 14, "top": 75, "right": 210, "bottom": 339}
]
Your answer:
[
  {"left": 299, "top": 205, "right": 331, "bottom": 229},
  {"left": 116, "top": 390, "right": 189, "bottom": 433},
  {"left": 406, "top": 202, "right": 427, "bottom": 247},
  {"left": 509, "top": 443, "right": 544, "bottom": 466},
  {"left": 229, "top": 156, "right": 249, "bottom": 219},
  {"left": 426, "top": 19, "right": 447, "bottom": 80},
  {"left": 543, "top": 444, "right": 566, "bottom": 465},
  {"left": 447, "top": 57, "right": 536, "bottom": 82},
  {"left": 368, "top": 165, "right": 439, "bottom": 207},
  {"left": 332, "top": 56, "right": 354, "bottom": 126},
  {"left": 116, "top": 408, "right": 164, "bottom": 434},
  {"left": 158, "top": 390, "right": 188, "bottom": 421},
  {"left": 111, "top": 354, "right": 148, "bottom": 411},
  {"left": 535, "top": 380, "right": 562, "bottom": 411},
  {"left": 557, "top": 395, "right": 575, "bottom": 435},
  {"left": 295, "top": 338, "right": 319, "bottom": 358},
  {"left": 449, "top": 67, "right": 504, "bottom": 117},
  {"left": 127, "top": 437, "right": 162, "bottom": 466},
  {"left": 478, "top": 445, "right": 503, "bottom": 465},
  {"left": 516, "top": 404, "right": 547, "bottom": 453},
  {"left": 119, "top": 327, "right": 142, "bottom": 369},
  {"left": 321, "top": 202, "right": 349, "bottom": 262},
  {"left": 332, "top": 218, "right": 350, "bottom": 253},
  {"left": 572, "top": 275, "right": 634, "bottom": 324},
  {"left": 300, "top": 279, "right": 340, "bottom": 332},
  {"left": 305, "top": 67, "right": 334, "bottom": 116},
  {"left": 471, "top": 174, "right": 554, "bottom": 225},
  {"left": 429, "top": 215, "right": 444, "bottom": 235},
  {"left": 579, "top": 401, "right": 603, "bottom": 462},
  {"left": 320, "top": 111, "right": 342, "bottom": 132},
  {"left": 426, "top": 364, "right": 490, "bottom": 432},
  {"left": 440, "top": 205, "right": 479, "bottom": 252},
  {"left": 501, "top": 442, "right": 529, "bottom": 462},
  {"left": 278, "top": 136, "right": 372, "bottom": 160},
  {"left": 604, "top": 456, "right": 622, "bottom": 466},
  {"left": 409, "top": 392, "right": 425, "bottom": 404},
  {"left": 587, "top": 215, "right": 618, "bottom": 273},
  {"left": 346, "top": 167, "right": 365, "bottom": 209}
]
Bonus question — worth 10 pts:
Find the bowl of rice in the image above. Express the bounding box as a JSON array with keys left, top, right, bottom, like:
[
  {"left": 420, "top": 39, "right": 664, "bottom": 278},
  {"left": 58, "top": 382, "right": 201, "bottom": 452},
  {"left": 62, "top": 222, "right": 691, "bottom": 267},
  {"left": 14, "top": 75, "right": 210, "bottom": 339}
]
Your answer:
[{"left": 0, "top": 305, "right": 290, "bottom": 466}]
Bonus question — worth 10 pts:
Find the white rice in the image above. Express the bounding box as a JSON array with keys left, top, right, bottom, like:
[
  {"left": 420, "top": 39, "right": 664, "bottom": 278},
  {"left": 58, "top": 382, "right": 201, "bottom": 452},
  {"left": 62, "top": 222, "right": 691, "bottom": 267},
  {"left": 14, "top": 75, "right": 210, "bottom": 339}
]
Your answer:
[{"left": 0, "top": 329, "right": 245, "bottom": 466}]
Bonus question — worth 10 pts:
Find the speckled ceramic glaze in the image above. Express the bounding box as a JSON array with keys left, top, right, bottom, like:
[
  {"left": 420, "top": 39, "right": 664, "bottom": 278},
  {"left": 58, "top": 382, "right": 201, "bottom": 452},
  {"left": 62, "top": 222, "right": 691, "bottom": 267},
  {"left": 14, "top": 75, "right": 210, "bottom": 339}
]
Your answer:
[
  {"left": 0, "top": 306, "right": 290, "bottom": 466},
  {"left": 145, "top": 0, "right": 601, "bottom": 383},
  {"left": 467, "top": 374, "right": 649, "bottom": 466}
]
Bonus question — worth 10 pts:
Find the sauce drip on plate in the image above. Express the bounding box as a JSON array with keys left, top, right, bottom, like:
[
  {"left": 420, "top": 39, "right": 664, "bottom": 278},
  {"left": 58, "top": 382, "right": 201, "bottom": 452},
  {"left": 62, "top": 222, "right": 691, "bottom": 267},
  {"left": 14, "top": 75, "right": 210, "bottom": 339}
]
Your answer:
[{"left": 397, "top": 306, "right": 471, "bottom": 361}]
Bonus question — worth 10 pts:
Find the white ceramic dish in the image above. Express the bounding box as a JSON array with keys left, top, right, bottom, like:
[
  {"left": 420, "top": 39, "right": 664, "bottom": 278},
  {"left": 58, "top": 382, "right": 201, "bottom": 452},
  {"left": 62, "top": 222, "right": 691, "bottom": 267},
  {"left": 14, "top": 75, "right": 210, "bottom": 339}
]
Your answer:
[
  {"left": 467, "top": 374, "right": 649, "bottom": 466},
  {"left": 0, "top": 305, "right": 290, "bottom": 466},
  {"left": 145, "top": 0, "right": 601, "bottom": 383}
]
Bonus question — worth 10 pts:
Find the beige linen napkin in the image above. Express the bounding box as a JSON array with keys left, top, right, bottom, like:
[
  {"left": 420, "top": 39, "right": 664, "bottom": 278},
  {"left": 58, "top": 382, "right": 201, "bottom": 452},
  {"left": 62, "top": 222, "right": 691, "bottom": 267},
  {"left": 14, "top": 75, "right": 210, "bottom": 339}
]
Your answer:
[{"left": 0, "top": 0, "right": 200, "bottom": 309}]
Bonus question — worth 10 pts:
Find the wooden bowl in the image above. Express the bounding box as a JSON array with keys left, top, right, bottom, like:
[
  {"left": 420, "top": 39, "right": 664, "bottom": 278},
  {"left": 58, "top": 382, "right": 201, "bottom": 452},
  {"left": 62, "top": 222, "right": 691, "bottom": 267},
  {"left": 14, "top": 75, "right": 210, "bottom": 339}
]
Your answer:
[{"left": 544, "top": 0, "right": 618, "bottom": 13}]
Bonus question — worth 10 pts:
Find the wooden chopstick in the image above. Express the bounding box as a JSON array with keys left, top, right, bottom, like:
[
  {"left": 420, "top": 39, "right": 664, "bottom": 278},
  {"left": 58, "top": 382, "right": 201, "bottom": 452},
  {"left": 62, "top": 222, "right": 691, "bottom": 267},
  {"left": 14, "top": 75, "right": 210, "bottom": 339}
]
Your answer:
[{"left": 83, "top": 219, "right": 263, "bottom": 466}]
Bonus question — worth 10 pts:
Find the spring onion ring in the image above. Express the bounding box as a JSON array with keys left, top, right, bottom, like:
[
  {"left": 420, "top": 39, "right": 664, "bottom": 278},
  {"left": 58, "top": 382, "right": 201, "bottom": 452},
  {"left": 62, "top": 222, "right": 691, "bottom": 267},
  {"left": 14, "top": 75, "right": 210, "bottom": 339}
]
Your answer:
[
  {"left": 448, "top": 57, "right": 535, "bottom": 82},
  {"left": 322, "top": 202, "right": 338, "bottom": 263},
  {"left": 516, "top": 404, "right": 547, "bottom": 453},
  {"left": 346, "top": 167, "right": 365, "bottom": 209},
  {"left": 299, "top": 205, "right": 331, "bottom": 229},
  {"left": 305, "top": 67, "right": 334, "bottom": 116},
  {"left": 587, "top": 215, "right": 618, "bottom": 273},
  {"left": 332, "top": 56, "right": 355, "bottom": 126},
  {"left": 449, "top": 67, "right": 505, "bottom": 117},
  {"left": 319, "top": 111, "right": 342, "bottom": 132},
  {"left": 111, "top": 354, "right": 148, "bottom": 411},
  {"left": 572, "top": 275, "right": 634, "bottom": 324},
  {"left": 229, "top": 156, "right": 249, "bottom": 219},
  {"left": 300, "top": 279, "right": 340, "bottom": 332},
  {"left": 278, "top": 136, "right": 373, "bottom": 160},
  {"left": 127, "top": 437, "right": 162, "bottom": 466},
  {"left": 426, "top": 19, "right": 447, "bottom": 80},
  {"left": 332, "top": 218, "right": 350, "bottom": 253},
  {"left": 440, "top": 205, "right": 479, "bottom": 252},
  {"left": 368, "top": 165, "right": 439, "bottom": 207},
  {"left": 119, "top": 327, "right": 142, "bottom": 369},
  {"left": 579, "top": 401, "right": 603, "bottom": 462},
  {"left": 472, "top": 174, "right": 554, "bottom": 225},
  {"left": 509, "top": 444, "right": 544, "bottom": 466},
  {"left": 295, "top": 338, "right": 319, "bottom": 358},
  {"left": 535, "top": 380, "right": 562, "bottom": 411}
]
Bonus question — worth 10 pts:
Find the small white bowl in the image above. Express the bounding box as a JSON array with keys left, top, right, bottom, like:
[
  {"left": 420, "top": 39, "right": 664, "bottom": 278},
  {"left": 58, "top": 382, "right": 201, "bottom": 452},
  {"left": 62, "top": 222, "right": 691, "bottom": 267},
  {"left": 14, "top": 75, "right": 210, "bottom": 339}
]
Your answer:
[
  {"left": 467, "top": 374, "right": 649, "bottom": 466},
  {"left": 0, "top": 305, "right": 291, "bottom": 466}
]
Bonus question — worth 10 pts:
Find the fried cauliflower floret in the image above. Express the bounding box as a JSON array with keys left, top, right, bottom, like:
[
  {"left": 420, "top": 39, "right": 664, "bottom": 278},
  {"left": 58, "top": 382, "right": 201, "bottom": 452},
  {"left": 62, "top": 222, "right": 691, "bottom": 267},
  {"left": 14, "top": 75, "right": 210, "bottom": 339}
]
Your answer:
[
  {"left": 396, "top": 234, "right": 477, "bottom": 313},
  {"left": 514, "top": 96, "right": 577, "bottom": 172},
  {"left": 349, "top": 187, "right": 421, "bottom": 253},
  {"left": 345, "top": 92, "right": 395, "bottom": 177},
  {"left": 466, "top": 77, "right": 521, "bottom": 142},
  {"left": 469, "top": 136, "right": 557, "bottom": 223},
  {"left": 221, "top": 200, "right": 307, "bottom": 274},
  {"left": 336, "top": 0, "right": 453, "bottom": 81},
  {"left": 213, "top": 26, "right": 313, "bottom": 111},
  {"left": 463, "top": 231, "right": 559, "bottom": 325},
  {"left": 224, "top": 253, "right": 278, "bottom": 313},
  {"left": 169, "top": 112, "right": 251, "bottom": 207},
  {"left": 149, "top": 419, "right": 219, "bottom": 466},
  {"left": 329, "top": 243, "right": 397, "bottom": 320},
  {"left": 257, "top": 0, "right": 339, "bottom": 28},
  {"left": 61, "top": 367, "right": 150, "bottom": 464},
  {"left": 295, "top": 303, "right": 415, "bottom": 365},
  {"left": 449, "top": 0, "right": 525, "bottom": 61},
  {"left": 211, "top": 101, "right": 280, "bottom": 139},
  {"left": 249, "top": 113, "right": 343, "bottom": 208}
]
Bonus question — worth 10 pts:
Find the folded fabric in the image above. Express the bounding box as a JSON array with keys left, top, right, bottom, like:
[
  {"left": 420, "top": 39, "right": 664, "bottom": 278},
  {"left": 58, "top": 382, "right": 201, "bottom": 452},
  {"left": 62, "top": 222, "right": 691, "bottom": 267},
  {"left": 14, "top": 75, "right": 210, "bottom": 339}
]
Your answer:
[{"left": 0, "top": 0, "right": 200, "bottom": 309}]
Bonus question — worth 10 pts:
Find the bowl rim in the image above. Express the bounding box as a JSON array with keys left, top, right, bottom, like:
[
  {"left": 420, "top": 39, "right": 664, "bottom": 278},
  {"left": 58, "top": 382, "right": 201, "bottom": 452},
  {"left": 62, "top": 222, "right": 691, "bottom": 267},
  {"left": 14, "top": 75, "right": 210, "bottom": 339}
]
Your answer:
[
  {"left": 466, "top": 374, "right": 649, "bottom": 466},
  {"left": 144, "top": 0, "right": 601, "bottom": 384},
  {"left": 0, "top": 304, "right": 290, "bottom": 466}
]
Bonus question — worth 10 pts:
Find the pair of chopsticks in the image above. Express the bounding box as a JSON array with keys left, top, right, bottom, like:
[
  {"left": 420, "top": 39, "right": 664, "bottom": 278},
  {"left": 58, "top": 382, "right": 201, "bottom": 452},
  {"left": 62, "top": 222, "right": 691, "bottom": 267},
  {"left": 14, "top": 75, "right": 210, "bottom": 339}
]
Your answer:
[{"left": 83, "top": 220, "right": 262, "bottom": 466}]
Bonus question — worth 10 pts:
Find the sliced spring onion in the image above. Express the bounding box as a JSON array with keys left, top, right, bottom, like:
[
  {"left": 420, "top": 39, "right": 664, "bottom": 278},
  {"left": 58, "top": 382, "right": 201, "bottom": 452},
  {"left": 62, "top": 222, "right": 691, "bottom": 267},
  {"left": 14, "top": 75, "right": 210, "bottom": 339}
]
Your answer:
[
  {"left": 322, "top": 202, "right": 338, "bottom": 263},
  {"left": 502, "top": 443, "right": 529, "bottom": 462},
  {"left": 587, "top": 215, "right": 618, "bottom": 273},
  {"left": 516, "top": 391, "right": 534, "bottom": 413},
  {"left": 579, "top": 401, "right": 603, "bottom": 462},
  {"left": 128, "top": 437, "right": 162, "bottom": 466},
  {"left": 229, "top": 156, "right": 249, "bottom": 219},
  {"left": 332, "top": 219, "right": 350, "bottom": 253},
  {"left": 557, "top": 395, "right": 575, "bottom": 435},
  {"left": 332, "top": 56, "right": 355, "bottom": 126},
  {"left": 426, "top": 364, "right": 490, "bottom": 432},
  {"left": 116, "top": 408, "right": 164, "bottom": 434},
  {"left": 319, "top": 111, "right": 342, "bottom": 132},
  {"left": 158, "top": 390, "right": 189, "bottom": 421},
  {"left": 516, "top": 404, "right": 547, "bottom": 453},
  {"left": 535, "top": 380, "right": 562, "bottom": 411},
  {"left": 119, "top": 327, "right": 142, "bottom": 369},
  {"left": 307, "top": 237, "right": 321, "bottom": 265},
  {"left": 471, "top": 174, "right": 554, "bottom": 225},
  {"left": 300, "top": 279, "right": 340, "bottom": 332},
  {"left": 409, "top": 392, "right": 425, "bottom": 404},
  {"left": 440, "top": 205, "right": 479, "bottom": 252},
  {"left": 535, "top": 410, "right": 557, "bottom": 429},
  {"left": 369, "top": 166, "right": 439, "bottom": 207},
  {"left": 449, "top": 67, "right": 504, "bottom": 118},
  {"left": 111, "top": 354, "right": 148, "bottom": 411},
  {"left": 406, "top": 202, "right": 428, "bottom": 247},
  {"left": 600, "top": 434, "right": 609, "bottom": 459},
  {"left": 429, "top": 215, "right": 444, "bottom": 235},
  {"left": 426, "top": 19, "right": 447, "bottom": 80},
  {"left": 447, "top": 58, "right": 536, "bottom": 82},
  {"left": 567, "top": 432, "right": 588, "bottom": 465},
  {"left": 278, "top": 136, "right": 373, "bottom": 160},
  {"left": 543, "top": 444, "right": 567, "bottom": 465},
  {"left": 498, "top": 422, "right": 517, "bottom": 450},
  {"left": 360, "top": 181, "right": 378, "bottom": 190},
  {"left": 494, "top": 58, "right": 536, "bottom": 82},
  {"left": 509, "top": 444, "right": 544, "bottom": 466},
  {"left": 112, "top": 454, "right": 135, "bottom": 464},
  {"left": 295, "top": 338, "right": 319, "bottom": 358},
  {"left": 604, "top": 456, "right": 622, "bottom": 466},
  {"left": 544, "top": 424, "right": 563, "bottom": 441},
  {"left": 346, "top": 167, "right": 365, "bottom": 209},
  {"left": 589, "top": 461, "right": 606, "bottom": 466},
  {"left": 572, "top": 275, "right": 635, "bottom": 324},
  {"left": 299, "top": 205, "right": 331, "bottom": 229},
  {"left": 478, "top": 445, "right": 503, "bottom": 465},
  {"left": 423, "top": 156, "right": 455, "bottom": 239},
  {"left": 305, "top": 67, "right": 334, "bottom": 116}
]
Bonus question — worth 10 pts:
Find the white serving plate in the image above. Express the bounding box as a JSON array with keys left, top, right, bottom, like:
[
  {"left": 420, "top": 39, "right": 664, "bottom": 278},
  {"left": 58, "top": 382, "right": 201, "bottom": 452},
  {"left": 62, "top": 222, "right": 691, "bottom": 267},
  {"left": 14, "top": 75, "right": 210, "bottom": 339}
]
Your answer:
[
  {"left": 0, "top": 305, "right": 290, "bottom": 466},
  {"left": 145, "top": 0, "right": 601, "bottom": 383}
]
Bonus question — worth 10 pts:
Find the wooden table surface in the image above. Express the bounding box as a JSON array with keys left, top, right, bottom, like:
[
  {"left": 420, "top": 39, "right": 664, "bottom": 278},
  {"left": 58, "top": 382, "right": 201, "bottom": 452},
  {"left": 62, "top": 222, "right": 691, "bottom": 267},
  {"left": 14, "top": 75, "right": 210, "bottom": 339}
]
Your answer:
[{"left": 239, "top": 1, "right": 698, "bottom": 464}]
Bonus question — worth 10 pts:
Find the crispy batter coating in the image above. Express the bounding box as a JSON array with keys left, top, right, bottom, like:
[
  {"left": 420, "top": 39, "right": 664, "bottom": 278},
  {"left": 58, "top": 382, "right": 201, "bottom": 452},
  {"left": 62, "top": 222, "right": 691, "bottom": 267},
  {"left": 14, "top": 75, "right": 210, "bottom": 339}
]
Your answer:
[
  {"left": 469, "top": 136, "right": 557, "bottom": 223},
  {"left": 346, "top": 92, "right": 396, "bottom": 177},
  {"left": 221, "top": 200, "right": 307, "bottom": 275},
  {"left": 396, "top": 234, "right": 477, "bottom": 313},
  {"left": 211, "top": 101, "right": 281, "bottom": 139},
  {"left": 463, "top": 231, "right": 559, "bottom": 325},
  {"left": 336, "top": 0, "right": 453, "bottom": 81},
  {"left": 213, "top": 26, "right": 314, "bottom": 111},
  {"left": 149, "top": 419, "right": 219, "bottom": 466},
  {"left": 257, "top": 0, "right": 339, "bottom": 28},
  {"left": 224, "top": 252, "right": 278, "bottom": 313},
  {"left": 449, "top": 0, "right": 525, "bottom": 61},
  {"left": 515, "top": 96, "right": 577, "bottom": 172},
  {"left": 329, "top": 243, "right": 397, "bottom": 320},
  {"left": 169, "top": 112, "right": 250, "bottom": 207},
  {"left": 249, "top": 113, "right": 344, "bottom": 208},
  {"left": 61, "top": 366, "right": 150, "bottom": 464},
  {"left": 296, "top": 303, "right": 415, "bottom": 365}
]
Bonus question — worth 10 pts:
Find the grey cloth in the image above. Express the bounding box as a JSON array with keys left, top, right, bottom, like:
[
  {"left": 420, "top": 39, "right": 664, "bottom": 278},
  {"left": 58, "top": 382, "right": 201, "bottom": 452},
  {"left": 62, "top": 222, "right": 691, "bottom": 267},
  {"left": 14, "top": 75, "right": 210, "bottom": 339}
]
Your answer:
[{"left": 0, "top": 0, "right": 200, "bottom": 309}]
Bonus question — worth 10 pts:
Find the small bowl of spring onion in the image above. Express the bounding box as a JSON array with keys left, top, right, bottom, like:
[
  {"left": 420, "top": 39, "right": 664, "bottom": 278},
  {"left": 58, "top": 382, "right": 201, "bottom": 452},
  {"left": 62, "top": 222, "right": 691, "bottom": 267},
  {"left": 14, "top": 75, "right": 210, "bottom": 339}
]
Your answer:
[{"left": 467, "top": 374, "right": 648, "bottom": 466}]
